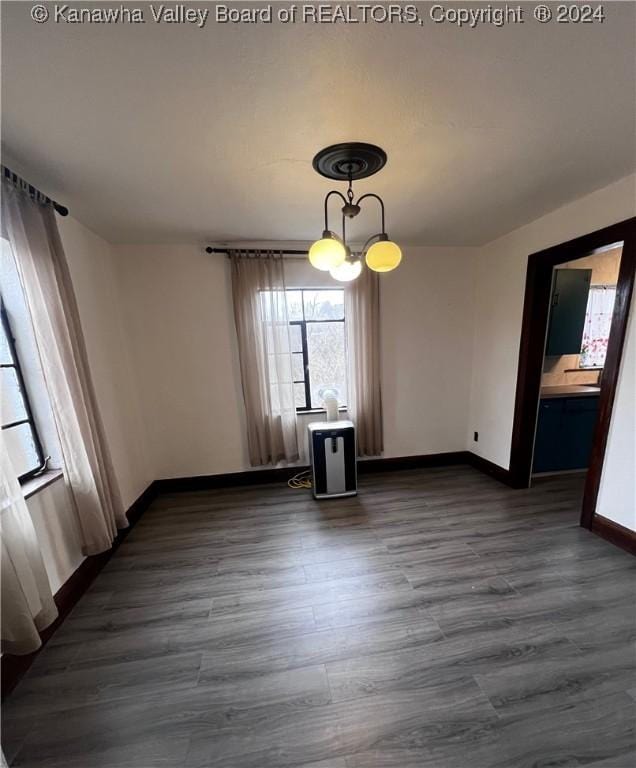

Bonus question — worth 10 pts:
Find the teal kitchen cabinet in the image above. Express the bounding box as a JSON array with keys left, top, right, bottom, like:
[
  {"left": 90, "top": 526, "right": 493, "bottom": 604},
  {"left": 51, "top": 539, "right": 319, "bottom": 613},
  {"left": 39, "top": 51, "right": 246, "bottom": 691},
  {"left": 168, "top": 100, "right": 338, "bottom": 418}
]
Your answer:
[
  {"left": 545, "top": 269, "right": 592, "bottom": 356},
  {"left": 533, "top": 395, "right": 599, "bottom": 473},
  {"left": 533, "top": 399, "right": 563, "bottom": 472},
  {"left": 565, "top": 396, "right": 601, "bottom": 469}
]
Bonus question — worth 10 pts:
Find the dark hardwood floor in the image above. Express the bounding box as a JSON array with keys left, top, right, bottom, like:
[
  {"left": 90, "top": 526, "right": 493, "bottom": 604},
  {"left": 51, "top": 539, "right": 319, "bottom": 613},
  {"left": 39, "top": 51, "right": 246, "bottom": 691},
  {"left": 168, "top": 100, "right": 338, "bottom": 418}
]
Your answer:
[{"left": 2, "top": 465, "right": 635, "bottom": 767}]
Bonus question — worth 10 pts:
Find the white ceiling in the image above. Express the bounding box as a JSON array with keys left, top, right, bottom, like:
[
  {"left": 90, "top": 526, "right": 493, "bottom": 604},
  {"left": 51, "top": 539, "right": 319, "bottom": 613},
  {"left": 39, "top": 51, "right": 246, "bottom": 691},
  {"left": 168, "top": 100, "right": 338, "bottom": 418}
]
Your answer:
[{"left": 2, "top": 2, "right": 635, "bottom": 246}]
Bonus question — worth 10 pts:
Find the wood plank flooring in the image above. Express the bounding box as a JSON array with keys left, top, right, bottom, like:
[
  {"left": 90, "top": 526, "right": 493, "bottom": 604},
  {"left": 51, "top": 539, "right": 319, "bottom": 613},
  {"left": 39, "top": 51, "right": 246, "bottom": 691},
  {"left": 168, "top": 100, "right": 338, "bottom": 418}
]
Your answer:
[{"left": 2, "top": 465, "right": 635, "bottom": 767}]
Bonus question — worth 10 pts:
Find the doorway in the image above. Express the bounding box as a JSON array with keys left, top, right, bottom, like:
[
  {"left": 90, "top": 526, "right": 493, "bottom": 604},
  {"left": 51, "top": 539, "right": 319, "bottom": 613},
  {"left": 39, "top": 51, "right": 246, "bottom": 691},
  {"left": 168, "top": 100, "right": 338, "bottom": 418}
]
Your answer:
[
  {"left": 508, "top": 218, "right": 635, "bottom": 532},
  {"left": 533, "top": 244, "right": 622, "bottom": 476}
]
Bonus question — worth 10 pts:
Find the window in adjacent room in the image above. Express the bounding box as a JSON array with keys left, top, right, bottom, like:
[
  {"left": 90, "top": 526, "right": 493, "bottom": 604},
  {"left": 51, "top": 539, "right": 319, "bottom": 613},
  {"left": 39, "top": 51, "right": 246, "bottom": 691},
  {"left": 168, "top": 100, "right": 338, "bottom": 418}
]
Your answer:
[
  {"left": 579, "top": 285, "right": 616, "bottom": 369},
  {"left": 261, "top": 288, "right": 347, "bottom": 412}
]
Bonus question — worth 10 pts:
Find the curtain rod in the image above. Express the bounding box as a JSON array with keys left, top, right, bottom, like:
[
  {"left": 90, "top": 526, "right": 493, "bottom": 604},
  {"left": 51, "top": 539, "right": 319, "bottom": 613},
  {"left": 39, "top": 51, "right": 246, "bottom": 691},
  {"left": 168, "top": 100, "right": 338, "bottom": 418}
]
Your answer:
[
  {"left": 205, "top": 246, "right": 308, "bottom": 259},
  {"left": 2, "top": 166, "right": 69, "bottom": 217}
]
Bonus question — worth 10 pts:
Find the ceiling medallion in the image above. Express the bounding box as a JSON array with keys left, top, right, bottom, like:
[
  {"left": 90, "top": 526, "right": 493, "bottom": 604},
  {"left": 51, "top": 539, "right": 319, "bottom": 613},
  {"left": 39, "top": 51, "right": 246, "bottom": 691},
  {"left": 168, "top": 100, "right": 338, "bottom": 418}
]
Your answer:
[{"left": 309, "top": 143, "right": 402, "bottom": 281}]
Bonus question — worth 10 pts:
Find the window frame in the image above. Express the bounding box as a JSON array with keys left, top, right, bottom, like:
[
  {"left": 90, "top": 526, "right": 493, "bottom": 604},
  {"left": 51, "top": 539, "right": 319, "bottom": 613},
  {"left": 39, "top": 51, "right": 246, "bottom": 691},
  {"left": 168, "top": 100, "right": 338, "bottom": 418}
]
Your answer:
[
  {"left": 290, "top": 318, "right": 312, "bottom": 412},
  {"left": 285, "top": 288, "right": 346, "bottom": 413},
  {"left": 1, "top": 303, "right": 46, "bottom": 483}
]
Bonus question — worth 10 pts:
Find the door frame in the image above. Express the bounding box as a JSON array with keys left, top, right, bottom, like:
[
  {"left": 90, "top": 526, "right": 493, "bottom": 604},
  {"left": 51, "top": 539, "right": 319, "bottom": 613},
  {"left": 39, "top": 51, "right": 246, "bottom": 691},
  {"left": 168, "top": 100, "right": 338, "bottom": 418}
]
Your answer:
[{"left": 508, "top": 217, "right": 636, "bottom": 530}]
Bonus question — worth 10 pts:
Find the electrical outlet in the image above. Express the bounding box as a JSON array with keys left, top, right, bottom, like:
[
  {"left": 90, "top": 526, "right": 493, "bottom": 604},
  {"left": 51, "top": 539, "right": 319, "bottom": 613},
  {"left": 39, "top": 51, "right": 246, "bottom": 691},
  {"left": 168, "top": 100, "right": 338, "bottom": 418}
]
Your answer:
[{"left": 473, "top": 431, "right": 479, "bottom": 442}]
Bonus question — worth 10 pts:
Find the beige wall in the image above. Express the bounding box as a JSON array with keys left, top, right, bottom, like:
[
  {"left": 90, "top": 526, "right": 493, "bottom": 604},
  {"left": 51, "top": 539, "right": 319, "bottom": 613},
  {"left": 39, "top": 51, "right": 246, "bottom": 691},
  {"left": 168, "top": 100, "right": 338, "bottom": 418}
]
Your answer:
[
  {"left": 59, "top": 215, "right": 152, "bottom": 507},
  {"left": 541, "top": 246, "right": 622, "bottom": 387},
  {"left": 112, "top": 244, "right": 248, "bottom": 478},
  {"left": 113, "top": 243, "right": 476, "bottom": 478},
  {"left": 380, "top": 247, "right": 475, "bottom": 457},
  {"left": 541, "top": 357, "right": 601, "bottom": 388},
  {"left": 561, "top": 246, "right": 622, "bottom": 285}
]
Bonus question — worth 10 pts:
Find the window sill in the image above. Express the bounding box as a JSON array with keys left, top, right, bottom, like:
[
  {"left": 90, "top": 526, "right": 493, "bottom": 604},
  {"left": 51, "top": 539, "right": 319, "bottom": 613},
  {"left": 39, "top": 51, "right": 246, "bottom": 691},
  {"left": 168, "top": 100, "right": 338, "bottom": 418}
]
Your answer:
[
  {"left": 22, "top": 470, "right": 64, "bottom": 500},
  {"left": 564, "top": 367, "right": 604, "bottom": 372},
  {"left": 297, "top": 408, "right": 348, "bottom": 415}
]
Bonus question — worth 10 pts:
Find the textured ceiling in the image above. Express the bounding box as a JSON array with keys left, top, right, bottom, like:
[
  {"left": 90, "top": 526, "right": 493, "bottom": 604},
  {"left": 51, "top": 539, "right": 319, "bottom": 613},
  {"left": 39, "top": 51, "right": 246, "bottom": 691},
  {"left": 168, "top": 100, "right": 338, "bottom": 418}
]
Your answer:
[{"left": 2, "top": 2, "right": 635, "bottom": 245}]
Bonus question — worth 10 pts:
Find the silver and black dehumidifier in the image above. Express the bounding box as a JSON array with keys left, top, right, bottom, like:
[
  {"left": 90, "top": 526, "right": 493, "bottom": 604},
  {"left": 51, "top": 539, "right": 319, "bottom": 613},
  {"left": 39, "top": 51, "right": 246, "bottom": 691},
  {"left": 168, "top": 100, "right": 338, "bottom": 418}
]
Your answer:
[{"left": 307, "top": 420, "right": 357, "bottom": 499}]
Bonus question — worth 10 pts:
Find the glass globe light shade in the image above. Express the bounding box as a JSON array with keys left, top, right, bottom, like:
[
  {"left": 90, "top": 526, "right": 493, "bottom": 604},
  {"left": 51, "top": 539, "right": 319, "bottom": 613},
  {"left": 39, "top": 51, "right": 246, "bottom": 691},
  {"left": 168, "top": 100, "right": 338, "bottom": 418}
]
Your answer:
[
  {"left": 308, "top": 236, "right": 346, "bottom": 271},
  {"left": 365, "top": 239, "right": 402, "bottom": 272},
  {"left": 330, "top": 257, "right": 362, "bottom": 282}
]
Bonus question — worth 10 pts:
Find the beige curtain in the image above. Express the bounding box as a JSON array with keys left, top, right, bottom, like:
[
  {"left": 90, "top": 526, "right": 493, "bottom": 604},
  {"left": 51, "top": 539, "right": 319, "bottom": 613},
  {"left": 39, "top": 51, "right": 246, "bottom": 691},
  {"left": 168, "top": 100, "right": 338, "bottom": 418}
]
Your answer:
[
  {"left": 231, "top": 252, "right": 300, "bottom": 466},
  {"left": 0, "top": 428, "right": 57, "bottom": 654},
  {"left": 1, "top": 179, "right": 126, "bottom": 555},
  {"left": 345, "top": 266, "right": 383, "bottom": 456}
]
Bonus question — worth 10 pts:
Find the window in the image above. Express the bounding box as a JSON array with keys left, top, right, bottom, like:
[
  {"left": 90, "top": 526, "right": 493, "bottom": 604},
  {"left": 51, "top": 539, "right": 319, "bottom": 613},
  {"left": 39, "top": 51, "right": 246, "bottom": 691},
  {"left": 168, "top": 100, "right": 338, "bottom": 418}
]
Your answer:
[
  {"left": 262, "top": 288, "right": 347, "bottom": 412},
  {"left": 579, "top": 285, "right": 616, "bottom": 369},
  {"left": 1, "top": 235, "right": 58, "bottom": 484},
  {"left": 1, "top": 303, "right": 46, "bottom": 482}
]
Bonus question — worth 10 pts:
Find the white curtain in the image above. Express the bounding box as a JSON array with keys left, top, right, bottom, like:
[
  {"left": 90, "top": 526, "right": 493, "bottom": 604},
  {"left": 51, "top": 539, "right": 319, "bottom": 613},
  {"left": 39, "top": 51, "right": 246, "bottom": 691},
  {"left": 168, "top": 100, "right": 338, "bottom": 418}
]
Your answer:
[
  {"left": 1, "top": 179, "right": 126, "bottom": 556},
  {"left": 0, "top": 427, "right": 57, "bottom": 654},
  {"left": 231, "top": 252, "right": 300, "bottom": 466},
  {"left": 345, "top": 266, "right": 383, "bottom": 456},
  {"left": 580, "top": 286, "right": 617, "bottom": 368}
]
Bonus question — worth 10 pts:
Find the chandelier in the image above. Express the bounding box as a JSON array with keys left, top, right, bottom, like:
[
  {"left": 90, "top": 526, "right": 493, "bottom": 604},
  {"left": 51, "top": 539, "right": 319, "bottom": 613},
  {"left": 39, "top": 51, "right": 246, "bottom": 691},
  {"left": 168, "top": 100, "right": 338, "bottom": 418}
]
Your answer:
[{"left": 308, "top": 143, "right": 402, "bottom": 282}]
